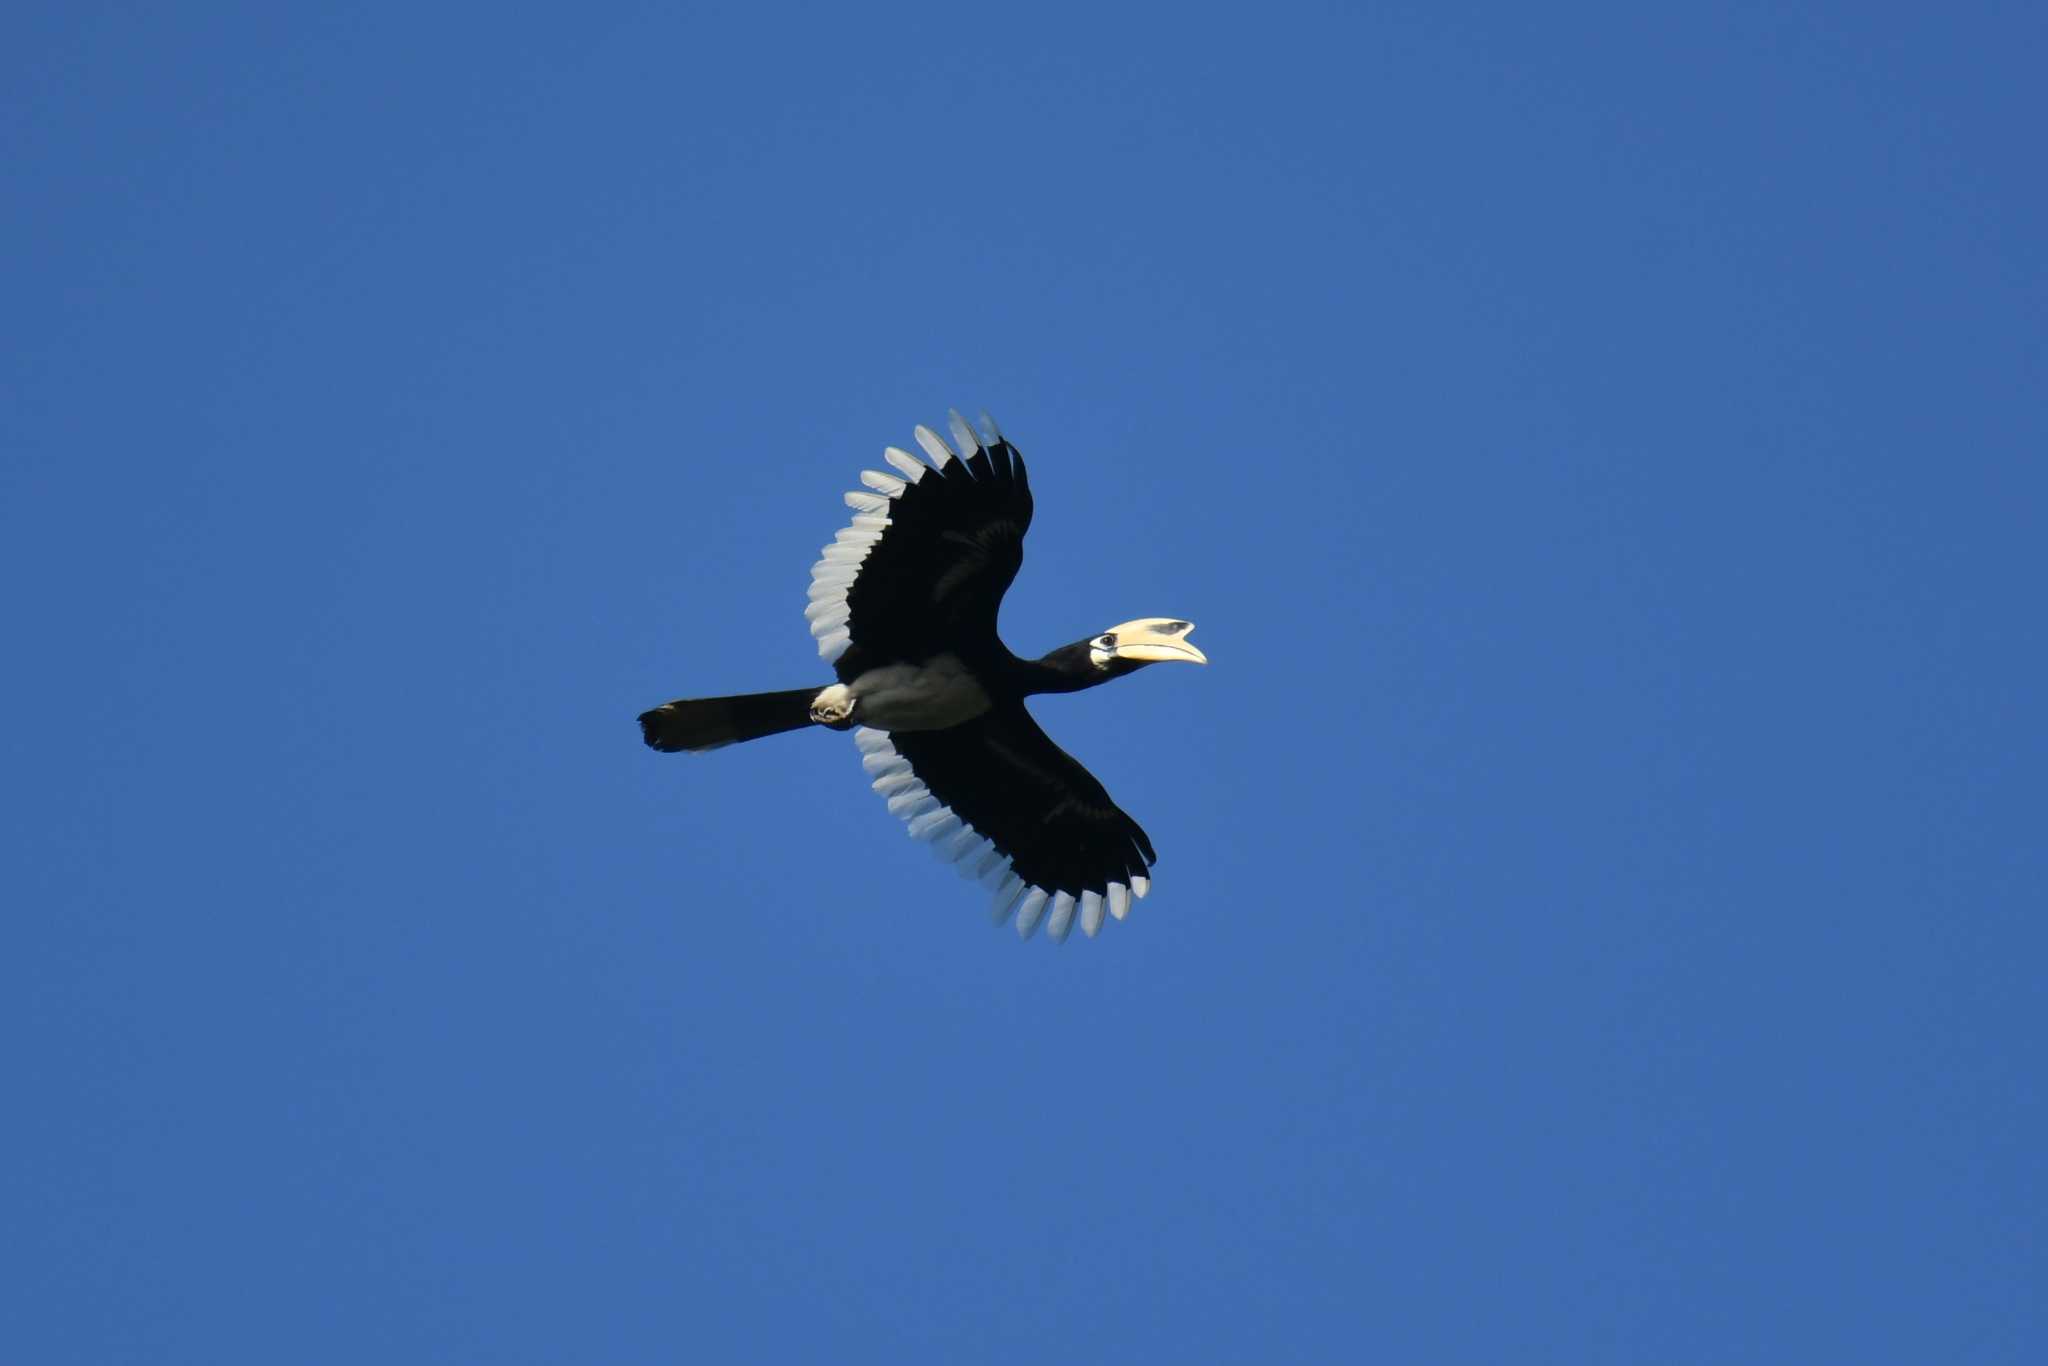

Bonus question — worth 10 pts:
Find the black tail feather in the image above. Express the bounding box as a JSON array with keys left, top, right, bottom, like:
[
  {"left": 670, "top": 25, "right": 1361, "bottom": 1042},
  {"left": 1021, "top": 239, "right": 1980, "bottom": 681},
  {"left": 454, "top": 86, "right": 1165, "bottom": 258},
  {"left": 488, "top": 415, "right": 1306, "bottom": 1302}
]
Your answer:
[{"left": 637, "top": 687, "right": 821, "bottom": 753}]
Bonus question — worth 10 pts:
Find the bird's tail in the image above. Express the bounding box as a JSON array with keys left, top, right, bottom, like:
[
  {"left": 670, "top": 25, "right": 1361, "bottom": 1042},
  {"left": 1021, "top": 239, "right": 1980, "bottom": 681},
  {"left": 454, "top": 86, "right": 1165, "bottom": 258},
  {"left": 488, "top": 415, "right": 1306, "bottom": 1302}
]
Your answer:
[{"left": 637, "top": 687, "right": 822, "bottom": 753}]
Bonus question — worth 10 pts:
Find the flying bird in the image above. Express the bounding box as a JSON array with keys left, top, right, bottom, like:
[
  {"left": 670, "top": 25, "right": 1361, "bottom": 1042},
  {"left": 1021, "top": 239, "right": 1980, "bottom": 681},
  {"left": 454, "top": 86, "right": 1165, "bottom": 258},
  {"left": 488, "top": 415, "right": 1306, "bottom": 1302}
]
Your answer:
[{"left": 637, "top": 412, "right": 1206, "bottom": 942}]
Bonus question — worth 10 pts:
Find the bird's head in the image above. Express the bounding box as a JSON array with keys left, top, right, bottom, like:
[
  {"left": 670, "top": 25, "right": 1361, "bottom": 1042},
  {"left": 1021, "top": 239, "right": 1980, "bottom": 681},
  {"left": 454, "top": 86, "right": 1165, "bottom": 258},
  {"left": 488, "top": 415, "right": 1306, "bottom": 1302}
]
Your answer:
[{"left": 1086, "top": 618, "right": 1208, "bottom": 673}]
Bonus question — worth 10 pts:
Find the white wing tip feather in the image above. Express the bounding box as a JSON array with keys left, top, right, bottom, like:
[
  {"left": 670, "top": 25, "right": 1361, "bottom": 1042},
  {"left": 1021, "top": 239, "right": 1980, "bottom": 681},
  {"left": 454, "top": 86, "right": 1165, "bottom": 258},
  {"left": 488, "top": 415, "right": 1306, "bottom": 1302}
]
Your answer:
[
  {"left": 1047, "top": 891, "right": 1077, "bottom": 944},
  {"left": 1108, "top": 882, "right": 1132, "bottom": 921},
  {"left": 912, "top": 424, "right": 954, "bottom": 467},
  {"left": 991, "top": 875, "right": 1025, "bottom": 925},
  {"left": 1015, "top": 888, "right": 1051, "bottom": 940},
  {"left": 947, "top": 409, "right": 980, "bottom": 455},
  {"left": 934, "top": 825, "right": 974, "bottom": 862},
  {"left": 907, "top": 809, "right": 961, "bottom": 842},
  {"left": 883, "top": 446, "right": 927, "bottom": 481}
]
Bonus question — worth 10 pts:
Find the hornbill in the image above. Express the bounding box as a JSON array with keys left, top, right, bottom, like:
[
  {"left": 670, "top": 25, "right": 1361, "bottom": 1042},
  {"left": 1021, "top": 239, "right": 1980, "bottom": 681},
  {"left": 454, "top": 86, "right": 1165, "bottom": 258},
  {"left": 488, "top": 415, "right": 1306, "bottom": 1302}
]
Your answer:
[{"left": 637, "top": 412, "right": 1206, "bottom": 942}]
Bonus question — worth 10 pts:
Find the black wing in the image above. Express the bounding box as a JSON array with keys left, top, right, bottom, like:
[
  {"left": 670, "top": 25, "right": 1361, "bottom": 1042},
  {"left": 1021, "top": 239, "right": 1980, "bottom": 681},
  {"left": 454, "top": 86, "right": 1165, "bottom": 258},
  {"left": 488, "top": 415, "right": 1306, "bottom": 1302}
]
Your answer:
[
  {"left": 854, "top": 705, "right": 1157, "bottom": 943},
  {"left": 806, "top": 412, "right": 1032, "bottom": 676}
]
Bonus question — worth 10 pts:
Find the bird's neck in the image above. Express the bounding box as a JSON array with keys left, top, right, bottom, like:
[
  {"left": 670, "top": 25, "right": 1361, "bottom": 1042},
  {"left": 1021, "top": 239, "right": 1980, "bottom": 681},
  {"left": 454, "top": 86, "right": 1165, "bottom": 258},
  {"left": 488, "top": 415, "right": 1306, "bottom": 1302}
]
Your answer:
[{"left": 1006, "top": 644, "right": 1107, "bottom": 696}]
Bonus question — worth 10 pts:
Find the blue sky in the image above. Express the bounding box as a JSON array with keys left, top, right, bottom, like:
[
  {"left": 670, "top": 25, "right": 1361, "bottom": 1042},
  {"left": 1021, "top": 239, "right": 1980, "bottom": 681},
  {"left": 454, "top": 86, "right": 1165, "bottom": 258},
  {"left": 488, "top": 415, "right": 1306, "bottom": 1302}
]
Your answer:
[{"left": 6, "top": 2, "right": 2043, "bottom": 1360}]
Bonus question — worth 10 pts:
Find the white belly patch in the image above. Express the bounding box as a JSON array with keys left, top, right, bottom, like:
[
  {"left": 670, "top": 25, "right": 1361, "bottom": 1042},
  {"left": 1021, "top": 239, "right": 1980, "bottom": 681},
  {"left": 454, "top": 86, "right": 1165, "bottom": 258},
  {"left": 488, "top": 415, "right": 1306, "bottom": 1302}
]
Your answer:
[{"left": 841, "top": 654, "right": 992, "bottom": 732}]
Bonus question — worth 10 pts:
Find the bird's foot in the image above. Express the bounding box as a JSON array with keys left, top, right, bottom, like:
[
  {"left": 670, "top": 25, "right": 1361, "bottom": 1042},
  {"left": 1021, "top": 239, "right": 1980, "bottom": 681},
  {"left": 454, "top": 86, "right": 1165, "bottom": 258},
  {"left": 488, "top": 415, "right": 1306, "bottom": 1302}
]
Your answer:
[{"left": 809, "top": 684, "right": 857, "bottom": 728}]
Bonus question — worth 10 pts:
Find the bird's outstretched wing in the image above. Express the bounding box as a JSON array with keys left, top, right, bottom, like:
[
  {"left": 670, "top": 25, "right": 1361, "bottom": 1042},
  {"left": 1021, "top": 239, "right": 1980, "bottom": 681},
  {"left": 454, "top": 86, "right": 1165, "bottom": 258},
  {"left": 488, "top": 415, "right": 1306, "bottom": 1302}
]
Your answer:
[
  {"left": 854, "top": 707, "right": 1157, "bottom": 943},
  {"left": 807, "top": 412, "right": 1032, "bottom": 674}
]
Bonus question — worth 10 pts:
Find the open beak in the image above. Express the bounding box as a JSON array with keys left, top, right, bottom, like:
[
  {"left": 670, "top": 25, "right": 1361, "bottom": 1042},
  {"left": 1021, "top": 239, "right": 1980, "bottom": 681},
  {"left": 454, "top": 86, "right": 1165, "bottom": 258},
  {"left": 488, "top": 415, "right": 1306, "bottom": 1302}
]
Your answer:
[{"left": 1108, "top": 618, "right": 1208, "bottom": 665}]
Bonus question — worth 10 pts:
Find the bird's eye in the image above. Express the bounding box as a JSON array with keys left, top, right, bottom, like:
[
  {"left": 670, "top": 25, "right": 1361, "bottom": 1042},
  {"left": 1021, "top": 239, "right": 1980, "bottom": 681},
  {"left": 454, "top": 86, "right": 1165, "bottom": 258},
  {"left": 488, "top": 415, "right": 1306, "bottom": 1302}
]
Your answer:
[{"left": 1097, "top": 633, "right": 1117, "bottom": 648}]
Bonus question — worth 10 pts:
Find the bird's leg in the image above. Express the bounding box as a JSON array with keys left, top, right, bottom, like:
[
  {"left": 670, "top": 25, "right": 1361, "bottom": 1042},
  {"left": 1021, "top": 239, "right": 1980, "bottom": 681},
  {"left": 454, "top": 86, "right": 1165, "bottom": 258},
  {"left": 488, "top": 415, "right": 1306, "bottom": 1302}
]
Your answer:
[{"left": 808, "top": 683, "right": 858, "bottom": 728}]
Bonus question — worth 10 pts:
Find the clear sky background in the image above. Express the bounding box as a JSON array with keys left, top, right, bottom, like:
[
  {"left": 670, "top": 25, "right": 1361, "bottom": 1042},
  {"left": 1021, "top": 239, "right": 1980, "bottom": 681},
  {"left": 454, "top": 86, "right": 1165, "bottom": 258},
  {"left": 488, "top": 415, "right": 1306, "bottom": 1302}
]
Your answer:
[{"left": 6, "top": 3, "right": 2043, "bottom": 1361}]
